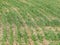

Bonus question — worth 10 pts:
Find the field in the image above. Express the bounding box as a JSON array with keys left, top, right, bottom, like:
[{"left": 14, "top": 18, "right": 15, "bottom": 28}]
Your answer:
[{"left": 0, "top": 0, "right": 60, "bottom": 45}]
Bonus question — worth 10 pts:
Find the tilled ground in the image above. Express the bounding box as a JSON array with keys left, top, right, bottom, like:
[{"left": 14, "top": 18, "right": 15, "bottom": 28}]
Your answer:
[{"left": 0, "top": 23, "right": 60, "bottom": 45}]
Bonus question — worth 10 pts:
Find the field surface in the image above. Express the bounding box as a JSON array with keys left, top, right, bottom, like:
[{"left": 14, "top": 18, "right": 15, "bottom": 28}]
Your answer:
[{"left": 0, "top": 0, "right": 60, "bottom": 45}]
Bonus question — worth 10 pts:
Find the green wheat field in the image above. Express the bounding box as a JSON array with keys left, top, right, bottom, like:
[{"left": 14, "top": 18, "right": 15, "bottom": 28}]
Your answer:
[{"left": 0, "top": 0, "right": 60, "bottom": 45}]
